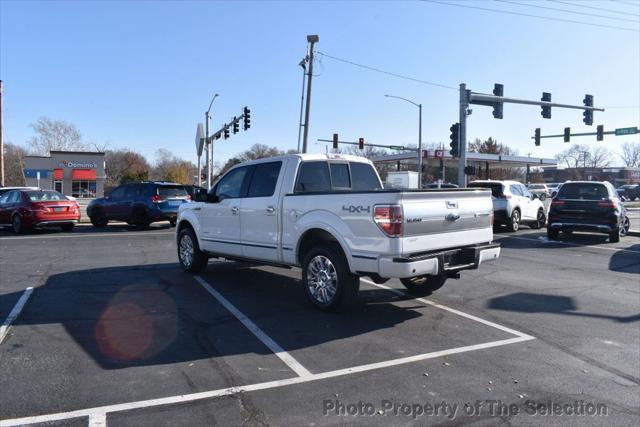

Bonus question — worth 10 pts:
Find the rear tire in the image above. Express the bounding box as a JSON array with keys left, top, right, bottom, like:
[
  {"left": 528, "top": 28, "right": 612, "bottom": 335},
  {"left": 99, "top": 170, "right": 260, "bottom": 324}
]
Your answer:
[
  {"left": 169, "top": 217, "right": 177, "bottom": 227},
  {"left": 177, "top": 227, "right": 208, "bottom": 273},
  {"left": 12, "top": 215, "right": 25, "bottom": 234},
  {"left": 302, "top": 243, "right": 359, "bottom": 311},
  {"left": 529, "top": 209, "right": 546, "bottom": 229},
  {"left": 131, "top": 208, "right": 151, "bottom": 229},
  {"left": 507, "top": 209, "right": 520, "bottom": 232},
  {"left": 400, "top": 275, "right": 447, "bottom": 296},
  {"left": 61, "top": 223, "right": 75, "bottom": 232},
  {"left": 547, "top": 228, "right": 559, "bottom": 240}
]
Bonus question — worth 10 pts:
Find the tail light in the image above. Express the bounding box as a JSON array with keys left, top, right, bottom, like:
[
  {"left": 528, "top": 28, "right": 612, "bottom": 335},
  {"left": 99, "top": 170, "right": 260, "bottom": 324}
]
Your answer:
[
  {"left": 151, "top": 195, "right": 164, "bottom": 203},
  {"left": 551, "top": 200, "right": 565, "bottom": 206},
  {"left": 374, "top": 205, "right": 403, "bottom": 237},
  {"left": 597, "top": 200, "right": 615, "bottom": 209}
]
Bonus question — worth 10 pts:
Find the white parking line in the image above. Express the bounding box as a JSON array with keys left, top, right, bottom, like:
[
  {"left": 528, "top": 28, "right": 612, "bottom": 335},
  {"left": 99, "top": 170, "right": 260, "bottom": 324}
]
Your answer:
[
  {"left": 0, "top": 287, "right": 34, "bottom": 344},
  {"left": 0, "top": 231, "right": 173, "bottom": 241},
  {"left": 499, "top": 234, "right": 640, "bottom": 254},
  {"left": 0, "top": 278, "right": 535, "bottom": 426},
  {"left": 194, "top": 276, "right": 312, "bottom": 378},
  {"left": 88, "top": 413, "right": 106, "bottom": 427}
]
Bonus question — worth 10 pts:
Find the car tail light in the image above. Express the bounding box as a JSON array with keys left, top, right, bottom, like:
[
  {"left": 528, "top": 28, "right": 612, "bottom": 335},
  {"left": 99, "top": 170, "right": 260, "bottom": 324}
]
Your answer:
[
  {"left": 374, "top": 205, "right": 402, "bottom": 237},
  {"left": 597, "top": 200, "right": 615, "bottom": 209},
  {"left": 551, "top": 200, "right": 565, "bottom": 206},
  {"left": 151, "top": 195, "right": 164, "bottom": 203}
]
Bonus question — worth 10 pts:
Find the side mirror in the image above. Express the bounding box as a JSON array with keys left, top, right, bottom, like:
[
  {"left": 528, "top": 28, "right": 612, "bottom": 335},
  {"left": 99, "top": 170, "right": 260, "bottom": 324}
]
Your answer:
[
  {"left": 192, "top": 188, "right": 207, "bottom": 202},
  {"left": 206, "top": 193, "right": 219, "bottom": 203},
  {"left": 531, "top": 193, "right": 538, "bottom": 200}
]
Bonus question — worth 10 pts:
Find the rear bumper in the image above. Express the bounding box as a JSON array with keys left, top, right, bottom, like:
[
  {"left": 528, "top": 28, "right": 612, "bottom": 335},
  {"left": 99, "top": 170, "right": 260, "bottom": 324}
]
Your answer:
[
  {"left": 494, "top": 210, "right": 509, "bottom": 225},
  {"left": 34, "top": 219, "right": 79, "bottom": 227},
  {"left": 377, "top": 242, "right": 501, "bottom": 278},
  {"left": 548, "top": 222, "right": 613, "bottom": 233}
]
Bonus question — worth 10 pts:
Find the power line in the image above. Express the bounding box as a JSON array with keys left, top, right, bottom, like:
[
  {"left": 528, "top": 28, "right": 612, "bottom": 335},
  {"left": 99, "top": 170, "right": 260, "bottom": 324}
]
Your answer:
[
  {"left": 316, "top": 51, "right": 459, "bottom": 91},
  {"left": 609, "top": 0, "right": 640, "bottom": 8},
  {"left": 495, "top": 0, "right": 640, "bottom": 23},
  {"left": 422, "top": 0, "right": 640, "bottom": 32},
  {"left": 548, "top": 0, "right": 640, "bottom": 18}
]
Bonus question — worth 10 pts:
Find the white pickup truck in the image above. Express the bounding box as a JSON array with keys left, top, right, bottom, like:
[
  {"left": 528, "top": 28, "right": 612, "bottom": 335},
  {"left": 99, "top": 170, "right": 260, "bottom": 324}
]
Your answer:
[{"left": 176, "top": 154, "right": 500, "bottom": 310}]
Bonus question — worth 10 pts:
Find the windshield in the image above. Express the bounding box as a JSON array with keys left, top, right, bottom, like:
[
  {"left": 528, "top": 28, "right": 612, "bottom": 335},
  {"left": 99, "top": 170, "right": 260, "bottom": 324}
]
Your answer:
[
  {"left": 556, "top": 183, "right": 608, "bottom": 200},
  {"left": 26, "top": 191, "right": 67, "bottom": 201}
]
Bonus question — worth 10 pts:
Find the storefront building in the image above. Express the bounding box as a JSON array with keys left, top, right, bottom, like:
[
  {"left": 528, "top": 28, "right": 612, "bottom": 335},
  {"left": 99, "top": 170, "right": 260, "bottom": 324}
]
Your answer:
[
  {"left": 542, "top": 166, "right": 640, "bottom": 186},
  {"left": 23, "top": 151, "right": 106, "bottom": 198}
]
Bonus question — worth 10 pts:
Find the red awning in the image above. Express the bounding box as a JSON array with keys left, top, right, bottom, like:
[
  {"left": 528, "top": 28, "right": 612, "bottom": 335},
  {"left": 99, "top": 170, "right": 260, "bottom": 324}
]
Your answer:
[
  {"left": 71, "top": 169, "right": 97, "bottom": 180},
  {"left": 53, "top": 169, "right": 64, "bottom": 180}
]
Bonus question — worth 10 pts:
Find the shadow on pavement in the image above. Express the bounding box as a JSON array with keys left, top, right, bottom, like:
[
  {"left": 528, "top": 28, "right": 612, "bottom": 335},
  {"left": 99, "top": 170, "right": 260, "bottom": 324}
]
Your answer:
[
  {"left": 609, "top": 244, "right": 640, "bottom": 275},
  {"left": 488, "top": 292, "right": 640, "bottom": 323},
  {"left": 4, "top": 262, "right": 422, "bottom": 370},
  {"left": 0, "top": 222, "right": 172, "bottom": 237}
]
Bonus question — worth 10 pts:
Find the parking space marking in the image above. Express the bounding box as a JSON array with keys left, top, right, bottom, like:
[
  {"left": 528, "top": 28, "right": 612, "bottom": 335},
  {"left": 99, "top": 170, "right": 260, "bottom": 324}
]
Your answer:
[
  {"left": 0, "top": 230, "right": 173, "bottom": 241},
  {"left": 194, "top": 276, "right": 312, "bottom": 378},
  {"left": 0, "top": 287, "right": 33, "bottom": 344},
  {"left": 361, "top": 279, "right": 534, "bottom": 339},
  {"left": 499, "top": 234, "right": 640, "bottom": 254},
  {"left": 1, "top": 276, "right": 536, "bottom": 426}
]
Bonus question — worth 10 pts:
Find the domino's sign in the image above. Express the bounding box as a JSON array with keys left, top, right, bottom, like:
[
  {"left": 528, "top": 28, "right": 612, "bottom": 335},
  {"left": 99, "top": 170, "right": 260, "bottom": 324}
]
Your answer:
[{"left": 58, "top": 160, "right": 97, "bottom": 169}]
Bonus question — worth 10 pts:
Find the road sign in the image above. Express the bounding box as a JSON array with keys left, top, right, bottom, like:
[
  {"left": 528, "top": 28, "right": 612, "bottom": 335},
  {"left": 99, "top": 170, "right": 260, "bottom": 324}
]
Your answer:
[
  {"left": 195, "top": 123, "right": 205, "bottom": 156},
  {"left": 615, "top": 127, "right": 638, "bottom": 136},
  {"left": 389, "top": 145, "right": 405, "bottom": 150},
  {"left": 434, "top": 149, "right": 444, "bottom": 159}
]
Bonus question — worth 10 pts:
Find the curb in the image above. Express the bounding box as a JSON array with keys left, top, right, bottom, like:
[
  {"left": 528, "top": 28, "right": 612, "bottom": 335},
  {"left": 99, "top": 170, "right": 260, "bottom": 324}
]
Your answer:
[{"left": 629, "top": 230, "right": 640, "bottom": 237}]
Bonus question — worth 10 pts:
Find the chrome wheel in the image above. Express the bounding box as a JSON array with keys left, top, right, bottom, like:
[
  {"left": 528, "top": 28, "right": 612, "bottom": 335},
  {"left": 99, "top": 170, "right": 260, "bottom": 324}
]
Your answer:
[
  {"left": 306, "top": 255, "right": 338, "bottom": 305},
  {"left": 536, "top": 209, "right": 546, "bottom": 228},
  {"left": 620, "top": 217, "right": 630, "bottom": 237},
  {"left": 179, "top": 234, "right": 194, "bottom": 268},
  {"left": 511, "top": 210, "right": 520, "bottom": 231}
]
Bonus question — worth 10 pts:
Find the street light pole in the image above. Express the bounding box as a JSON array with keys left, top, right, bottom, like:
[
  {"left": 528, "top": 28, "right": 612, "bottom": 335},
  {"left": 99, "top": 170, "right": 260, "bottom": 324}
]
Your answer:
[
  {"left": 301, "top": 35, "right": 319, "bottom": 154},
  {"left": 384, "top": 94, "right": 423, "bottom": 188},
  {"left": 297, "top": 59, "right": 307, "bottom": 153},
  {"left": 205, "top": 93, "right": 219, "bottom": 190}
]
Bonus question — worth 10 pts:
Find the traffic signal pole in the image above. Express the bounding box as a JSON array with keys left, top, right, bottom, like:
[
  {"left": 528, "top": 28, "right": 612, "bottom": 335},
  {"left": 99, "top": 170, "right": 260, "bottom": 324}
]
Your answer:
[{"left": 458, "top": 83, "right": 469, "bottom": 188}]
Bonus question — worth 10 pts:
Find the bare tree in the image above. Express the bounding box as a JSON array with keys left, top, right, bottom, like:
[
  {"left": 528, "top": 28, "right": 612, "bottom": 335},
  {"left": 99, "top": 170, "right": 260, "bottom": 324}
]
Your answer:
[
  {"left": 620, "top": 142, "right": 640, "bottom": 168},
  {"left": 151, "top": 149, "right": 196, "bottom": 184},
  {"left": 28, "top": 117, "right": 88, "bottom": 155},
  {"left": 2, "top": 142, "right": 27, "bottom": 186},
  {"left": 555, "top": 144, "right": 591, "bottom": 168},
  {"left": 104, "top": 149, "right": 150, "bottom": 186},
  {"left": 587, "top": 146, "right": 611, "bottom": 168}
]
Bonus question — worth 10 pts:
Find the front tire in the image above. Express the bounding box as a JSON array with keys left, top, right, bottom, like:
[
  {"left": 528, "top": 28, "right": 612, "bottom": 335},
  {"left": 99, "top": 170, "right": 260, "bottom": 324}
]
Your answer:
[
  {"left": 177, "top": 227, "right": 208, "bottom": 273},
  {"left": 90, "top": 210, "right": 108, "bottom": 228},
  {"left": 302, "top": 243, "right": 359, "bottom": 311},
  {"left": 507, "top": 209, "right": 520, "bottom": 232},
  {"left": 12, "top": 215, "right": 25, "bottom": 234},
  {"left": 400, "top": 275, "right": 447, "bottom": 296},
  {"left": 131, "top": 208, "right": 151, "bottom": 229}
]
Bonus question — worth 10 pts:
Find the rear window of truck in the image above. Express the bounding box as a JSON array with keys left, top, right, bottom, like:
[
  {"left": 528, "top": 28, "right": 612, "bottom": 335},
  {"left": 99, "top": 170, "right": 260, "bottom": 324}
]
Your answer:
[{"left": 295, "top": 161, "right": 381, "bottom": 193}]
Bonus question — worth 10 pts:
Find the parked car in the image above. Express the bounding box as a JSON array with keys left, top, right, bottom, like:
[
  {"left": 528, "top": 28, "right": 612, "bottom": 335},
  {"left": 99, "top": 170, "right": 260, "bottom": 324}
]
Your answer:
[
  {"left": 547, "top": 182, "right": 563, "bottom": 198},
  {"left": 526, "top": 183, "right": 550, "bottom": 201},
  {"left": 424, "top": 182, "right": 459, "bottom": 189},
  {"left": 616, "top": 184, "right": 639, "bottom": 201},
  {"left": 0, "top": 189, "right": 80, "bottom": 233},
  {"left": 87, "top": 182, "right": 190, "bottom": 228},
  {"left": 468, "top": 180, "right": 546, "bottom": 232},
  {"left": 0, "top": 186, "right": 39, "bottom": 196},
  {"left": 176, "top": 154, "right": 500, "bottom": 310},
  {"left": 548, "top": 181, "right": 630, "bottom": 243}
]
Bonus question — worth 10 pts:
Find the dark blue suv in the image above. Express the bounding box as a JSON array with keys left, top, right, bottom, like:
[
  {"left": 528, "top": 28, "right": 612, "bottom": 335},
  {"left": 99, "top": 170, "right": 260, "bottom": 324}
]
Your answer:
[{"left": 87, "top": 182, "right": 190, "bottom": 228}]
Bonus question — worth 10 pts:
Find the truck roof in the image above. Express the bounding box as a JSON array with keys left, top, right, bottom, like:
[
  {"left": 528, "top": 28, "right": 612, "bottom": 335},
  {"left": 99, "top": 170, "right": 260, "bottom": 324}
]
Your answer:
[{"left": 236, "top": 153, "right": 374, "bottom": 167}]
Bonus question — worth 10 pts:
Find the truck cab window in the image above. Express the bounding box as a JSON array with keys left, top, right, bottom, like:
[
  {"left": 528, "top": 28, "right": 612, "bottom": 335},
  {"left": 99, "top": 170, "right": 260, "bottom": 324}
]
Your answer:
[
  {"left": 295, "top": 161, "right": 331, "bottom": 192},
  {"left": 330, "top": 163, "right": 351, "bottom": 189},
  {"left": 248, "top": 162, "right": 282, "bottom": 197},
  {"left": 215, "top": 166, "right": 249, "bottom": 200},
  {"left": 350, "top": 162, "right": 382, "bottom": 191}
]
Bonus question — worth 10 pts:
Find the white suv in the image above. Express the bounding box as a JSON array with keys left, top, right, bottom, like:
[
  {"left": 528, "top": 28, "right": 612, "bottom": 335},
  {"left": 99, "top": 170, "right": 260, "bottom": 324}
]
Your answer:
[{"left": 469, "top": 180, "right": 546, "bottom": 231}]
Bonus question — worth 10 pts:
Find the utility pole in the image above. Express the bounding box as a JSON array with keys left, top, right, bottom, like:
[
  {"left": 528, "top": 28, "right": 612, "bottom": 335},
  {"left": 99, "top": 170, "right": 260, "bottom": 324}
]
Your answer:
[
  {"left": 297, "top": 59, "right": 307, "bottom": 153},
  {"left": 418, "top": 103, "right": 423, "bottom": 188},
  {"left": 301, "top": 35, "right": 319, "bottom": 154},
  {"left": 458, "top": 83, "right": 469, "bottom": 188},
  {"left": 0, "top": 80, "right": 4, "bottom": 187}
]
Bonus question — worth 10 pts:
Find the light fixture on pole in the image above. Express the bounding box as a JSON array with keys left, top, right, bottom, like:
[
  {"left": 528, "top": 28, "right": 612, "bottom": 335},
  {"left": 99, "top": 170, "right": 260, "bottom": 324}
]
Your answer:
[{"left": 384, "top": 94, "right": 423, "bottom": 188}]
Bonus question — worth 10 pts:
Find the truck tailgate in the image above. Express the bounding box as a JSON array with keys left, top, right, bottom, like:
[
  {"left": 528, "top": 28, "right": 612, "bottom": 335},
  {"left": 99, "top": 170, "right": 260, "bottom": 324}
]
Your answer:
[{"left": 400, "top": 189, "right": 494, "bottom": 254}]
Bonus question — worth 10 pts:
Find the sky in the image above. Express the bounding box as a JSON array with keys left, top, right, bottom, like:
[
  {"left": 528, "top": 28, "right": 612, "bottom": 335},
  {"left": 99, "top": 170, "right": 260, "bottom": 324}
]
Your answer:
[{"left": 1, "top": 0, "right": 639, "bottom": 169}]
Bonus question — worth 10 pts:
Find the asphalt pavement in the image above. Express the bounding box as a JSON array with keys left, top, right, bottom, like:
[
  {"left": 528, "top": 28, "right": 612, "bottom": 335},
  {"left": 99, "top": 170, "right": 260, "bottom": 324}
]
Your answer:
[{"left": 0, "top": 223, "right": 638, "bottom": 426}]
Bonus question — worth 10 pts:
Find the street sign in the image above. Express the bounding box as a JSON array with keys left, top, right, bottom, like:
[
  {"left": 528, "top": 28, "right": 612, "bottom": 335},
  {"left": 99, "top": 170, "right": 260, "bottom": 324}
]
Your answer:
[
  {"left": 434, "top": 149, "right": 444, "bottom": 159},
  {"left": 195, "top": 123, "right": 205, "bottom": 156},
  {"left": 389, "top": 145, "right": 405, "bottom": 150},
  {"left": 615, "top": 127, "right": 638, "bottom": 136}
]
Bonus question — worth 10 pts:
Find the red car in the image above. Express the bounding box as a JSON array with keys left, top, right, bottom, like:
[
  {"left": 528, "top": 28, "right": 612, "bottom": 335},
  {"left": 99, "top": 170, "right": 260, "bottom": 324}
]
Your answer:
[{"left": 0, "top": 189, "right": 81, "bottom": 233}]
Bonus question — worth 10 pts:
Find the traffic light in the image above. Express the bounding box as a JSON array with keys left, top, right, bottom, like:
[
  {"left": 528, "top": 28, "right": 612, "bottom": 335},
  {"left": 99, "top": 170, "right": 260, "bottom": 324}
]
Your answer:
[
  {"left": 358, "top": 137, "right": 364, "bottom": 150},
  {"left": 233, "top": 117, "right": 239, "bottom": 134},
  {"left": 449, "top": 123, "right": 460, "bottom": 157},
  {"left": 332, "top": 133, "right": 339, "bottom": 150},
  {"left": 534, "top": 128, "right": 541, "bottom": 146},
  {"left": 492, "top": 83, "right": 503, "bottom": 119},
  {"left": 583, "top": 94, "right": 593, "bottom": 125},
  {"left": 224, "top": 126, "right": 230, "bottom": 139},
  {"left": 597, "top": 125, "right": 604, "bottom": 141},
  {"left": 243, "top": 107, "right": 251, "bottom": 130},
  {"left": 563, "top": 127, "right": 570, "bottom": 143},
  {"left": 541, "top": 92, "right": 551, "bottom": 119}
]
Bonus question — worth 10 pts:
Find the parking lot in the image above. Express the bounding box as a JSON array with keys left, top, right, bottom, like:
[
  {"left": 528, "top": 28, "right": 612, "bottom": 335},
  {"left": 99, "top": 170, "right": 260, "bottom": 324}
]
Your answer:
[{"left": 1, "top": 224, "right": 639, "bottom": 426}]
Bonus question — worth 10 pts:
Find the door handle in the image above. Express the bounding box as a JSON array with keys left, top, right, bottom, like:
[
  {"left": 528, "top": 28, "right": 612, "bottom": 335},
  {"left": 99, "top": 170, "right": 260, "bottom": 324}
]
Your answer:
[
  {"left": 193, "top": 207, "right": 201, "bottom": 211},
  {"left": 266, "top": 206, "right": 275, "bottom": 213},
  {"left": 231, "top": 206, "right": 239, "bottom": 214}
]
